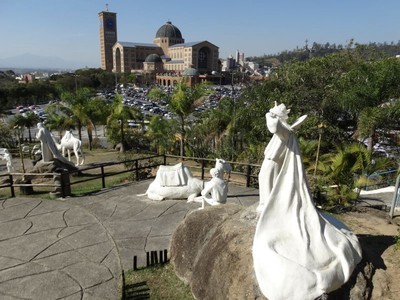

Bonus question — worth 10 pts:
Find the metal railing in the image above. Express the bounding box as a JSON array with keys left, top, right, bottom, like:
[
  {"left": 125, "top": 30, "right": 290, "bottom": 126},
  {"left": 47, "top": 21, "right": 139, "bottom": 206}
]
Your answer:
[
  {"left": 363, "top": 169, "right": 398, "bottom": 191},
  {"left": 0, "top": 154, "right": 261, "bottom": 198}
]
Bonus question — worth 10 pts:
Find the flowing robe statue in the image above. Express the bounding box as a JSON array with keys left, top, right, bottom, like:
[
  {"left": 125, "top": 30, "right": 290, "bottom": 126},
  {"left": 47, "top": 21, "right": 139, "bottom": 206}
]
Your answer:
[
  {"left": 253, "top": 103, "right": 362, "bottom": 300},
  {"left": 35, "top": 123, "right": 73, "bottom": 165}
]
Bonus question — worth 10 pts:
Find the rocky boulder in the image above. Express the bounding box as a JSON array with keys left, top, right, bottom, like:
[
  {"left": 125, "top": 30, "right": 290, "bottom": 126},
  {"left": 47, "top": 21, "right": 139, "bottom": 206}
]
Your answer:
[{"left": 170, "top": 204, "right": 376, "bottom": 300}]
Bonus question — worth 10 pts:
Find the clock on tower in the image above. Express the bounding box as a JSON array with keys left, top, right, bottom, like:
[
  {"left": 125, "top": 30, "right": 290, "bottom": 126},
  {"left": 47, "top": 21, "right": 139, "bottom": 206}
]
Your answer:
[{"left": 105, "top": 19, "right": 114, "bottom": 30}]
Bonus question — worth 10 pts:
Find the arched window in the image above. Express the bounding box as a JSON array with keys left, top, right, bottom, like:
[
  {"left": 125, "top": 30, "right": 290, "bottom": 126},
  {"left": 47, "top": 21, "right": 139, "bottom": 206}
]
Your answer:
[
  {"left": 198, "top": 47, "right": 208, "bottom": 69},
  {"left": 115, "top": 47, "right": 122, "bottom": 72}
]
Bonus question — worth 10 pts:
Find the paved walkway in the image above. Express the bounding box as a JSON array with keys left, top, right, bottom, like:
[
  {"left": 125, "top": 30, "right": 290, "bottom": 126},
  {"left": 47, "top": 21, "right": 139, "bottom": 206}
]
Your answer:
[{"left": 0, "top": 181, "right": 259, "bottom": 300}]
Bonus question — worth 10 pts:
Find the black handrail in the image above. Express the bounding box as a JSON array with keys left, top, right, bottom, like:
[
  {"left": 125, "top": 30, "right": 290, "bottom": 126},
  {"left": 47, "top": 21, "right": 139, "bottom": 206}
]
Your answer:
[{"left": 0, "top": 154, "right": 260, "bottom": 198}]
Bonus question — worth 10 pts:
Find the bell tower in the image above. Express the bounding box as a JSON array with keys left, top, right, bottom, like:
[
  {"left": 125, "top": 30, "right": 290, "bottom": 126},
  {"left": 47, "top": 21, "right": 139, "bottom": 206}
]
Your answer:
[{"left": 99, "top": 6, "right": 117, "bottom": 71}]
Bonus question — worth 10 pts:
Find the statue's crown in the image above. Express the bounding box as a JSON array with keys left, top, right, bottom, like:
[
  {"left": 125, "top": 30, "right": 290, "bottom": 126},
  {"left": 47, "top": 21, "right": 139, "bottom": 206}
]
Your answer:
[{"left": 269, "top": 101, "right": 290, "bottom": 117}]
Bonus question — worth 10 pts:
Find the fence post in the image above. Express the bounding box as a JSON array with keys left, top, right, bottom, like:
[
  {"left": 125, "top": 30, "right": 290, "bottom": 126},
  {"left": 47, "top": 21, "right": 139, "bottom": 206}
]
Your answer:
[
  {"left": 163, "top": 154, "right": 167, "bottom": 166},
  {"left": 8, "top": 174, "right": 15, "bottom": 198},
  {"left": 389, "top": 174, "right": 400, "bottom": 218},
  {"left": 201, "top": 159, "right": 206, "bottom": 180},
  {"left": 121, "top": 270, "right": 126, "bottom": 300},
  {"left": 60, "top": 170, "right": 71, "bottom": 197},
  {"left": 246, "top": 165, "right": 252, "bottom": 187},
  {"left": 101, "top": 166, "right": 106, "bottom": 188},
  {"left": 135, "top": 159, "right": 139, "bottom": 181}
]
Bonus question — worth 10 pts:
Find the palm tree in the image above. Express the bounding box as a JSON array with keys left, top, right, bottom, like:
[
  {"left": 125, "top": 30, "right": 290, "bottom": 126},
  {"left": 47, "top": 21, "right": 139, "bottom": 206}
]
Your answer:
[
  {"left": 357, "top": 106, "right": 385, "bottom": 151},
  {"left": 60, "top": 88, "right": 93, "bottom": 141},
  {"left": 44, "top": 112, "right": 75, "bottom": 140},
  {"left": 10, "top": 115, "right": 26, "bottom": 141},
  {"left": 169, "top": 81, "right": 207, "bottom": 157},
  {"left": 316, "top": 143, "right": 395, "bottom": 207},
  {"left": 148, "top": 115, "right": 178, "bottom": 154},
  {"left": 85, "top": 97, "right": 111, "bottom": 146},
  {"left": 10, "top": 112, "right": 39, "bottom": 143},
  {"left": 107, "top": 94, "right": 141, "bottom": 152},
  {"left": 24, "top": 112, "right": 39, "bottom": 143},
  {"left": 206, "top": 97, "right": 234, "bottom": 152}
]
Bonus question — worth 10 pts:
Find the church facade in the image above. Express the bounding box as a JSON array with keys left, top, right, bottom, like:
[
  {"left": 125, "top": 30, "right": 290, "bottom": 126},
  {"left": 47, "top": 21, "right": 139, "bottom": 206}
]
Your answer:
[{"left": 98, "top": 9, "right": 220, "bottom": 86}]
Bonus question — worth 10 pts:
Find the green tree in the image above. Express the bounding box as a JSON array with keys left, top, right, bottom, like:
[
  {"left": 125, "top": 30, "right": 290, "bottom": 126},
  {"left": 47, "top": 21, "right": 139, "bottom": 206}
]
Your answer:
[
  {"left": 107, "top": 94, "right": 142, "bottom": 152},
  {"left": 60, "top": 87, "right": 94, "bottom": 141},
  {"left": 190, "top": 96, "right": 235, "bottom": 158},
  {"left": 315, "top": 143, "right": 395, "bottom": 208},
  {"left": 169, "top": 81, "right": 207, "bottom": 157},
  {"left": 85, "top": 97, "right": 111, "bottom": 142},
  {"left": 337, "top": 56, "right": 400, "bottom": 151},
  {"left": 44, "top": 111, "right": 75, "bottom": 140},
  {"left": 23, "top": 112, "right": 39, "bottom": 143},
  {"left": 147, "top": 115, "right": 178, "bottom": 154},
  {"left": 148, "top": 86, "right": 168, "bottom": 102},
  {"left": 0, "top": 121, "right": 16, "bottom": 148},
  {"left": 9, "top": 112, "right": 39, "bottom": 143}
]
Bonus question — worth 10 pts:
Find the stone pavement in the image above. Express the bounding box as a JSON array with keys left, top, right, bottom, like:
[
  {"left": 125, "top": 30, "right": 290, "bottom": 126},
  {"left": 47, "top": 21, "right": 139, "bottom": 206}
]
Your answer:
[{"left": 0, "top": 180, "right": 259, "bottom": 300}]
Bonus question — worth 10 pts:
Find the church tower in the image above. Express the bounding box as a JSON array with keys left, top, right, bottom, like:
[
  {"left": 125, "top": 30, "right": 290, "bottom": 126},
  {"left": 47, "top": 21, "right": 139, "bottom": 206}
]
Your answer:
[{"left": 99, "top": 7, "right": 117, "bottom": 71}]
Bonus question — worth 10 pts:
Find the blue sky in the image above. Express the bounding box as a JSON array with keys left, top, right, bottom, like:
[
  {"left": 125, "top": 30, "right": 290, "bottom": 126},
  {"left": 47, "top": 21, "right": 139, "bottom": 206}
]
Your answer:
[{"left": 1, "top": 0, "right": 399, "bottom": 68}]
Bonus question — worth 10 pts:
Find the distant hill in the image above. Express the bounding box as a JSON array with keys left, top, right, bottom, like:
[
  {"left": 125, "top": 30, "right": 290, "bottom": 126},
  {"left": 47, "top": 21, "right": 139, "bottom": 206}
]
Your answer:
[
  {"left": 0, "top": 53, "right": 93, "bottom": 70},
  {"left": 248, "top": 41, "right": 400, "bottom": 67}
]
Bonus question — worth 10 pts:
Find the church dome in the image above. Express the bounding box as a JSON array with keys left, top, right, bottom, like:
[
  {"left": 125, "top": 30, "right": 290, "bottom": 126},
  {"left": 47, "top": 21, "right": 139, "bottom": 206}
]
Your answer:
[
  {"left": 145, "top": 53, "right": 162, "bottom": 63},
  {"left": 182, "top": 67, "right": 199, "bottom": 76},
  {"left": 156, "top": 21, "right": 182, "bottom": 39}
]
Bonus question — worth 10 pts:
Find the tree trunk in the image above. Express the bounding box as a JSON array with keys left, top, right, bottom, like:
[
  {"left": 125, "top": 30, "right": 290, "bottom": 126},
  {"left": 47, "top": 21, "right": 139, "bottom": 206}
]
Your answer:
[
  {"left": 367, "top": 128, "right": 375, "bottom": 152},
  {"left": 87, "top": 128, "right": 93, "bottom": 151},
  {"left": 180, "top": 116, "right": 185, "bottom": 157},
  {"left": 28, "top": 127, "right": 32, "bottom": 143},
  {"left": 120, "top": 119, "right": 125, "bottom": 152},
  {"left": 78, "top": 121, "right": 82, "bottom": 142}
]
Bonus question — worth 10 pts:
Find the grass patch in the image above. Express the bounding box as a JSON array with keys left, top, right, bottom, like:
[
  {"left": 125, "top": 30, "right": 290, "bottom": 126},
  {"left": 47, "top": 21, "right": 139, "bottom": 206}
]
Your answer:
[
  {"left": 395, "top": 233, "right": 400, "bottom": 251},
  {"left": 123, "top": 263, "right": 194, "bottom": 300},
  {"left": 70, "top": 172, "right": 132, "bottom": 196}
]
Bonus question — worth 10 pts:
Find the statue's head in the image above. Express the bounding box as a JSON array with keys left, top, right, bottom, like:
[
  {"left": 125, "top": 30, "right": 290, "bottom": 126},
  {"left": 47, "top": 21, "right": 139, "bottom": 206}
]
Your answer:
[
  {"left": 210, "top": 168, "right": 220, "bottom": 178},
  {"left": 269, "top": 102, "right": 290, "bottom": 120}
]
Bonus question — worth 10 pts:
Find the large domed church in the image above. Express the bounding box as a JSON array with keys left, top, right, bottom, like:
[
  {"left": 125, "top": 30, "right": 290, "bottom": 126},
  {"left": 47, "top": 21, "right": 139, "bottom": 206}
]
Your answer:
[{"left": 99, "top": 9, "right": 220, "bottom": 85}]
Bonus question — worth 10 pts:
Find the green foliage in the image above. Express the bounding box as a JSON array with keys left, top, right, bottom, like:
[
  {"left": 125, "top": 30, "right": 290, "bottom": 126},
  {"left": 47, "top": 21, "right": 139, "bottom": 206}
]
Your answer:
[
  {"left": 0, "top": 121, "right": 16, "bottom": 148},
  {"left": 314, "top": 143, "right": 396, "bottom": 209},
  {"left": 60, "top": 87, "right": 103, "bottom": 149},
  {"left": 44, "top": 105, "right": 75, "bottom": 139},
  {"left": 119, "top": 152, "right": 154, "bottom": 181},
  {"left": 106, "top": 94, "right": 142, "bottom": 151},
  {"left": 0, "top": 79, "right": 58, "bottom": 108},
  {"left": 249, "top": 40, "right": 400, "bottom": 67},
  {"left": 9, "top": 112, "right": 39, "bottom": 143},
  {"left": 169, "top": 81, "right": 208, "bottom": 156},
  {"left": 148, "top": 86, "right": 168, "bottom": 102},
  {"left": 147, "top": 115, "right": 178, "bottom": 154}
]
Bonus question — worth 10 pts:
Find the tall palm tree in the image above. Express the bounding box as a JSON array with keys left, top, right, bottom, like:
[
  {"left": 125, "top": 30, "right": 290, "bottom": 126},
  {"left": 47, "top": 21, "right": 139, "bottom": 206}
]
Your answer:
[
  {"left": 357, "top": 106, "right": 385, "bottom": 151},
  {"left": 10, "top": 115, "right": 27, "bottom": 141},
  {"left": 60, "top": 88, "right": 93, "bottom": 141},
  {"left": 169, "top": 81, "right": 206, "bottom": 157},
  {"left": 10, "top": 112, "right": 39, "bottom": 143},
  {"left": 107, "top": 94, "right": 141, "bottom": 152},
  {"left": 44, "top": 112, "right": 75, "bottom": 140},
  {"left": 24, "top": 112, "right": 39, "bottom": 143}
]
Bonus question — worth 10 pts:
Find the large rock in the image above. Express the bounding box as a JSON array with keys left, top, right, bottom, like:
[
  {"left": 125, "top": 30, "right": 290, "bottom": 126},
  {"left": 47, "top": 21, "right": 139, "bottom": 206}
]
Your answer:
[
  {"left": 32, "top": 159, "right": 77, "bottom": 173},
  {"left": 170, "top": 204, "right": 375, "bottom": 300}
]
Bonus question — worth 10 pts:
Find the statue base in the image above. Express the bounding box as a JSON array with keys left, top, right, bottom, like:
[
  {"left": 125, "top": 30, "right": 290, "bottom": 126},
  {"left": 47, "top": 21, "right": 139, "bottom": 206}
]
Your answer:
[{"left": 31, "top": 159, "right": 78, "bottom": 173}]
